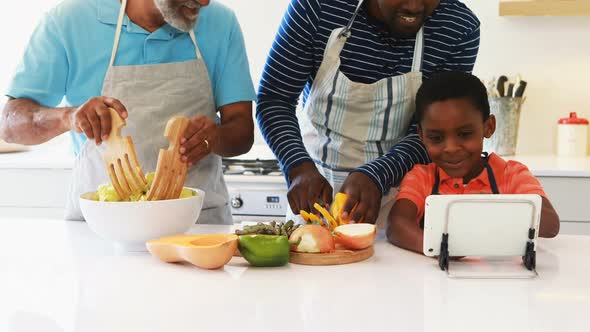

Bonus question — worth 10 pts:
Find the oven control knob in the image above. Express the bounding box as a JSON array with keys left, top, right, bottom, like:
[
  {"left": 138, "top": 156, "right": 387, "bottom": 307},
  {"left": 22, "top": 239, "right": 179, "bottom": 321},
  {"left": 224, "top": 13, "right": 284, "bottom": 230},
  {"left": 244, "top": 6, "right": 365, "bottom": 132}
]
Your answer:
[{"left": 231, "top": 196, "right": 243, "bottom": 209}]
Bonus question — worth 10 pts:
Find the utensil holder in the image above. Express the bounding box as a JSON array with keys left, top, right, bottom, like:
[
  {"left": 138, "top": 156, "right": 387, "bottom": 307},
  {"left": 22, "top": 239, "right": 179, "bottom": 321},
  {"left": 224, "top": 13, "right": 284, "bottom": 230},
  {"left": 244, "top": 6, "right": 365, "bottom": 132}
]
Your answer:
[{"left": 484, "top": 97, "right": 525, "bottom": 156}]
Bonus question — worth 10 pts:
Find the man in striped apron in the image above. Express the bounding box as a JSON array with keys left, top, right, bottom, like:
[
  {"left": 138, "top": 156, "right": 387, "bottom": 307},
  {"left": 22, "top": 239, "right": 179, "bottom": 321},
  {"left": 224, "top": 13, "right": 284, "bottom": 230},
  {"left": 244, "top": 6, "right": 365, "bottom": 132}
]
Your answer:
[{"left": 257, "top": 0, "right": 480, "bottom": 226}]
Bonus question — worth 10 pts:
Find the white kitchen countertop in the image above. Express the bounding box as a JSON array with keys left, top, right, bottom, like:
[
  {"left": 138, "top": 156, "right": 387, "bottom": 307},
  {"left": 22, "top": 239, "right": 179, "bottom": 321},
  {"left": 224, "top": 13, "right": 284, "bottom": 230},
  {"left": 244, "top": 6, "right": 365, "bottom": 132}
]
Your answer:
[
  {"left": 0, "top": 218, "right": 588, "bottom": 332},
  {"left": 0, "top": 143, "right": 73, "bottom": 169},
  {"left": 506, "top": 155, "right": 590, "bottom": 177}
]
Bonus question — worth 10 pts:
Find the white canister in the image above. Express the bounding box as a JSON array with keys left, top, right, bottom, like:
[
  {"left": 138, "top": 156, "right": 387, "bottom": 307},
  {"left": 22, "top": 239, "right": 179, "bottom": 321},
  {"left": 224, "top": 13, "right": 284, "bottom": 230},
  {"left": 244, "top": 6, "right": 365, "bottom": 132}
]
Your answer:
[{"left": 557, "top": 112, "right": 588, "bottom": 157}]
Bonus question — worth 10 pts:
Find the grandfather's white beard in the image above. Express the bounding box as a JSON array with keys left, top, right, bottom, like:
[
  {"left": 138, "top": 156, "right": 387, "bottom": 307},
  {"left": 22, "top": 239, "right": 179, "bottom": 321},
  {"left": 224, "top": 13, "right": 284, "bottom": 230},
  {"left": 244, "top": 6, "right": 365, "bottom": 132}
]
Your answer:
[{"left": 154, "top": 0, "right": 201, "bottom": 32}]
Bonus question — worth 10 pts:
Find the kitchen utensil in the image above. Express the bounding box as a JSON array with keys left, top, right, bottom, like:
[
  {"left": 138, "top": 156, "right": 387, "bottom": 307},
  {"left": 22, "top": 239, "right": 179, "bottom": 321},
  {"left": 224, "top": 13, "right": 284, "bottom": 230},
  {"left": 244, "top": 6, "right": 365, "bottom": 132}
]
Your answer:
[
  {"left": 289, "top": 245, "right": 374, "bottom": 266},
  {"left": 79, "top": 188, "right": 205, "bottom": 251},
  {"left": 496, "top": 75, "right": 508, "bottom": 97},
  {"left": 557, "top": 112, "right": 589, "bottom": 157},
  {"left": 147, "top": 234, "right": 238, "bottom": 269},
  {"left": 514, "top": 80, "right": 528, "bottom": 97},
  {"left": 485, "top": 79, "right": 499, "bottom": 97},
  {"left": 484, "top": 97, "right": 525, "bottom": 155},
  {"left": 146, "top": 116, "right": 191, "bottom": 201},
  {"left": 101, "top": 108, "right": 147, "bottom": 201},
  {"left": 506, "top": 83, "right": 515, "bottom": 98}
]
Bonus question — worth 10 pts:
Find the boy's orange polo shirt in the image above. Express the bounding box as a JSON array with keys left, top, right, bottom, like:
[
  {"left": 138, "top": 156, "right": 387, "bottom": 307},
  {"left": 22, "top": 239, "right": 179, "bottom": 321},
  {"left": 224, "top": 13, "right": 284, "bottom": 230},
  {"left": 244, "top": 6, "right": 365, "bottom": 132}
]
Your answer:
[{"left": 395, "top": 153, "right": 547, "bottom": 223}]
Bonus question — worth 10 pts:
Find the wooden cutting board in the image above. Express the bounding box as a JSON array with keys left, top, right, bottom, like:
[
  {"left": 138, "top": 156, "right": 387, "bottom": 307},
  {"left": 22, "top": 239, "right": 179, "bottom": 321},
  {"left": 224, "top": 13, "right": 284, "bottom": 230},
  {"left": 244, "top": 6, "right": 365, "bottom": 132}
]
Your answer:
[{"left": 289, "top": 246, "right": 374, "bottom": 266}]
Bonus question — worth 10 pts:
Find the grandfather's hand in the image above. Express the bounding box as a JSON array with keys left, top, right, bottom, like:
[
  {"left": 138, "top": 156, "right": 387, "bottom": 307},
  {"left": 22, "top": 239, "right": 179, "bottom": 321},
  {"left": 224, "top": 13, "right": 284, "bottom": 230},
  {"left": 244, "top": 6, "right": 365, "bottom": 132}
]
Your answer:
[
  {"left": 287, "top": 161, "right": 333, "bottom": 214},
  {"left": 180, "top": 114, "right": 219, "bottom": 167},
  {"left": 339, "top": 172, "right": 382, "bottom": 224},
  {"left": 69, "top": 96, "right": 128, "bottom": 145}
]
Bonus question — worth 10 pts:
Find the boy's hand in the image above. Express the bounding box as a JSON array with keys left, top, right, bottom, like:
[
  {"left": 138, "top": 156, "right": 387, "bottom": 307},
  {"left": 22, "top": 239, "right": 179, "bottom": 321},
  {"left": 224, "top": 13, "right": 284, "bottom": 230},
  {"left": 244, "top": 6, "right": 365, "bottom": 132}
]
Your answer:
[{"left": 339, "top": 172, "right": 382, "bottom": 224}]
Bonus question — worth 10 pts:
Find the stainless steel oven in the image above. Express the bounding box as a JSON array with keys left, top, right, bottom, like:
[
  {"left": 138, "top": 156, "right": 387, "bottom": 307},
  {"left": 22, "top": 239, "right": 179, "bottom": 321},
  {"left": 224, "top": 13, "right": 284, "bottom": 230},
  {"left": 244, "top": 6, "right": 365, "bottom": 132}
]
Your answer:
[{"left": 222, "top": 157, "right": 289, "bottom": 223}]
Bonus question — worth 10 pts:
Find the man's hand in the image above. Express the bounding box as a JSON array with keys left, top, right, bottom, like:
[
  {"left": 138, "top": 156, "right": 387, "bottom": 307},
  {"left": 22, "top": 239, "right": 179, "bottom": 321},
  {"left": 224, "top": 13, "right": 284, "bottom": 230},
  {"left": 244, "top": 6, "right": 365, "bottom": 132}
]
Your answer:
[
  {"left": 287, "top": 161, "right": 333, "bottom": 214},
  {"left": 180, "top": 115, "right": 219, "bottom": 167},
  {"left": 339, "top": 172, "right": 382, "bottom": 224},
  {"left": 69, "top": 97, "right": 128, "bottom": 145}
]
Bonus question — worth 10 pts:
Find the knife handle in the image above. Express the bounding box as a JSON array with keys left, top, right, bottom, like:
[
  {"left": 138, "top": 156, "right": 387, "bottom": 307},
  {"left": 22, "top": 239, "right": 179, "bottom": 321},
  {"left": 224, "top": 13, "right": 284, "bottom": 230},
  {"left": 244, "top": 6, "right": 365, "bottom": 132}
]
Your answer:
[
  {"left": 497, "top": 76, "right": 508, "bottom": 97},
  {"left": 515, "top": 81, "right": 528, "bottom": 97},
  {"left": 506, "top": 83, "right": 515, "bottom": 98}
]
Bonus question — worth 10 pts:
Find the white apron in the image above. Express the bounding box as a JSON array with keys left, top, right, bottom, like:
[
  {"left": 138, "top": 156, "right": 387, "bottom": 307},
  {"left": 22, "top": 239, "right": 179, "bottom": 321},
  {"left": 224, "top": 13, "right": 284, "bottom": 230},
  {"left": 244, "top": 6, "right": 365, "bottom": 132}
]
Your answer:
[
  {"left": 65, "top": 0, "right": 233, "bottom": 224},
  {"left": 294, "top": 0, "right": 424, "bottom": 228}
]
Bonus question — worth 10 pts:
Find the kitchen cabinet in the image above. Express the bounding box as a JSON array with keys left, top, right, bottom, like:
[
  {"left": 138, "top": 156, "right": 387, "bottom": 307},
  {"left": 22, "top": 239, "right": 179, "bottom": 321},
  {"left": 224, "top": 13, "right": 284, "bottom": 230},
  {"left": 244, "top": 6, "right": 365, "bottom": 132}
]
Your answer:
[
  {"left": 0, "top": 146, "right": 73, "bottom": 219},
  {"left": 0, "top": 168, "right": 71, "bottom": 218},
  {"left": 499, "top": 0, "right": 590, "bottom": 16},
  {"left": 506, "top": 155, "right": 590, "bottom": 234}
]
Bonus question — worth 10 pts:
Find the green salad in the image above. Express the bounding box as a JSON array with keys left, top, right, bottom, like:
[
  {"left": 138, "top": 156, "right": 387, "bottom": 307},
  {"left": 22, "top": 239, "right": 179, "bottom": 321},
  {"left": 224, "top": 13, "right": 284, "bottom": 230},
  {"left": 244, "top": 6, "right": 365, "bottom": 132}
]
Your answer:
[{"left": 91, "top": 172, "right": 196, "bottom": 202}]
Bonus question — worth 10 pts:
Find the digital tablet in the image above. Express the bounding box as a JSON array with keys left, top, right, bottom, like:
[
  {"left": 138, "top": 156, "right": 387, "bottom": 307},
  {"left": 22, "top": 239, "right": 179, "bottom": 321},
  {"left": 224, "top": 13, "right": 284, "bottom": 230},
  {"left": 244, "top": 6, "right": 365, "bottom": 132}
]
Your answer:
[{"left": 423, "top": 194, "right": 542, "bottom": 257}]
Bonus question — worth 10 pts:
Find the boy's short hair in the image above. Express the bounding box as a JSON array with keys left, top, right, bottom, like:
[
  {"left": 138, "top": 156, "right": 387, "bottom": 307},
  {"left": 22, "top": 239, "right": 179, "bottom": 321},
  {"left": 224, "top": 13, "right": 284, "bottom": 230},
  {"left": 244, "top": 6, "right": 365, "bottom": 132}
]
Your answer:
[{"left": 415, "top": 71, "right": 490, "bottom": 123}]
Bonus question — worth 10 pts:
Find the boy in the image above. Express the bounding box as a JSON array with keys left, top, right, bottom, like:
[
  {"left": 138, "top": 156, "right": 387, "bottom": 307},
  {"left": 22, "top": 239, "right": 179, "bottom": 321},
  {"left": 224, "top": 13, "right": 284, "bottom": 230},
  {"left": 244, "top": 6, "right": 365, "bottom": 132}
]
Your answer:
[{"left": 387, "top": 71, "right": 560, "bottom": 254}]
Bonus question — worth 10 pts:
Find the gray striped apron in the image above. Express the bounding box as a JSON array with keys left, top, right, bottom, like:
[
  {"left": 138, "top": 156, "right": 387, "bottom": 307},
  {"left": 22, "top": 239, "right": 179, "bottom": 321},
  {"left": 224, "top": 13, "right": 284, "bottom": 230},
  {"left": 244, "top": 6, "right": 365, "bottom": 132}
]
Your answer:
[{"left": 293, "top": 0, "right": 424, "bottom": 228}]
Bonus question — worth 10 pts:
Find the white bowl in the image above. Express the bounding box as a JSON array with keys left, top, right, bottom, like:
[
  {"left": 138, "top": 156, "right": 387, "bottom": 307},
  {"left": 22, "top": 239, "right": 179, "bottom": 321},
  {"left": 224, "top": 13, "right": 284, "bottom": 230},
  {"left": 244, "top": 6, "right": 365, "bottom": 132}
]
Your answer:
[{"left": 79, "top": 188, "right": 205, "bottom": 252}]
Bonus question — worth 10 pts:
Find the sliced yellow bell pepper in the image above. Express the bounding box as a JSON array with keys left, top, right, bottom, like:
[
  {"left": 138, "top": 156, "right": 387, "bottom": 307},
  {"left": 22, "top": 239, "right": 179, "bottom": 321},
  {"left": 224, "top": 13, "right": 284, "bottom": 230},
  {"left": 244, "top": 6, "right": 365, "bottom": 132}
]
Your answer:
[
  {"left": 331, "top": 192, "right": 353, "bottom": 226},
  {"left": 309, "top": 213, "right": 323, "bottom": 226},
  {"left": 300, "top": 209, "right": 324, "bottom": 226},
  {"left": 300, "top": 210, "right": 311, "bottom": 222},
  {"left": 313, "top": 203, "right": 338, "bottom": 230}
]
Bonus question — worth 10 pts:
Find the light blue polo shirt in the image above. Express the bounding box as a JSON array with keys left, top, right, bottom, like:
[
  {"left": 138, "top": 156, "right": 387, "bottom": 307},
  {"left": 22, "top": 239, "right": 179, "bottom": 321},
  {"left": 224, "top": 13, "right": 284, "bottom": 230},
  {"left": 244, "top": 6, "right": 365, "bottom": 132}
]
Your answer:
[{"left": 6, "top": 0, "right": 256, "bottom": 154}]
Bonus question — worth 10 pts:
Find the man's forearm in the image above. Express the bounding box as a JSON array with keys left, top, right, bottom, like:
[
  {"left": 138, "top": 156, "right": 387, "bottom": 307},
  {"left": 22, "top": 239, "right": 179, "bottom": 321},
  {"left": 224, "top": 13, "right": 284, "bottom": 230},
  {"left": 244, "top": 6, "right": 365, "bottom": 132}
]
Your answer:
[
  {"left": 256, "top": 100, "right": 313, "bottom": 176},
  {"left": 214, "top": 121, "right": 253, "bottom": 157},
  {"left": 0, "top": 98, "right": 73, "bottom": 145},
  {"left": 214, "top": 102, "right": 254, "bottom": 157},
  {"left": 354, "top": 133, "right": 430, "bottom": 194}
]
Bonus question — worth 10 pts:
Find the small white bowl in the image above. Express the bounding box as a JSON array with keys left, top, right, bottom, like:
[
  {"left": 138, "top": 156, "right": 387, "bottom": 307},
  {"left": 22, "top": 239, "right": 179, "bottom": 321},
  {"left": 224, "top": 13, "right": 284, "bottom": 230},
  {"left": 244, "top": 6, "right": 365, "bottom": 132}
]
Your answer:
[{"left": 79, "top": 188, "right": 205, "bottom": 252}]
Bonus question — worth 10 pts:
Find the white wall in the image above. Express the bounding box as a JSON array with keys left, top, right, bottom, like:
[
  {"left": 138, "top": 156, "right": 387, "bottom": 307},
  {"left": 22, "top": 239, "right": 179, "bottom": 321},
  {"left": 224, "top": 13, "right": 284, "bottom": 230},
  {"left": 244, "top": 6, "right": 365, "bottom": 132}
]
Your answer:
[
  {"left": 462, "top": 0, "right": 590, "bottom": 155},
  {"left": 0, "top": 2, "right": 58, "bottom": 99},
  {"left": 218, "top": 0, "right": 291, "bottom": 152}
]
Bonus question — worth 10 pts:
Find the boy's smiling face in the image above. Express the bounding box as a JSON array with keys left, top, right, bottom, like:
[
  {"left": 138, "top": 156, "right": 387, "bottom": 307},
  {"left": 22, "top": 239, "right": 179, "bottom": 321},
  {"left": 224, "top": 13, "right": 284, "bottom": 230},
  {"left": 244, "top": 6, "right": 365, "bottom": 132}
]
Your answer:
[{"left": 419, "top": 98, "right": 496, "bottom": 182}]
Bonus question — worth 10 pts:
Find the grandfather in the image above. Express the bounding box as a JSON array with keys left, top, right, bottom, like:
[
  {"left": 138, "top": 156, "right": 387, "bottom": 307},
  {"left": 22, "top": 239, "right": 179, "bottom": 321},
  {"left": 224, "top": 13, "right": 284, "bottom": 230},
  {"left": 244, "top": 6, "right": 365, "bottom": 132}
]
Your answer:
[{"left": 0, "top": 0, "right": 256, "bottom": 223}]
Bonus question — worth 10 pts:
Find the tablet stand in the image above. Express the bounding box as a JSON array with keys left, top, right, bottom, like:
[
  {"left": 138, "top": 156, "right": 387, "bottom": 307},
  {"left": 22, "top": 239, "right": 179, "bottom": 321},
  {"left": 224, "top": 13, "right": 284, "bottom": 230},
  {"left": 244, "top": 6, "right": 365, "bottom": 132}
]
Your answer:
[{"left": 438, "top": 224, "right": 537, "bottom": 278}]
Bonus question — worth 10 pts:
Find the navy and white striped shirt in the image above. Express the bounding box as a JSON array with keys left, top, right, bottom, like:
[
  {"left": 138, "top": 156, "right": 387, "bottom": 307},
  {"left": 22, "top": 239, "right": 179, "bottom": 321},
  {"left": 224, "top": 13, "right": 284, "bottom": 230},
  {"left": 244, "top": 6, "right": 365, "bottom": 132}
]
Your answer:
[{"left": 256, "top": 0, "right": 480, "bottom": 194}]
